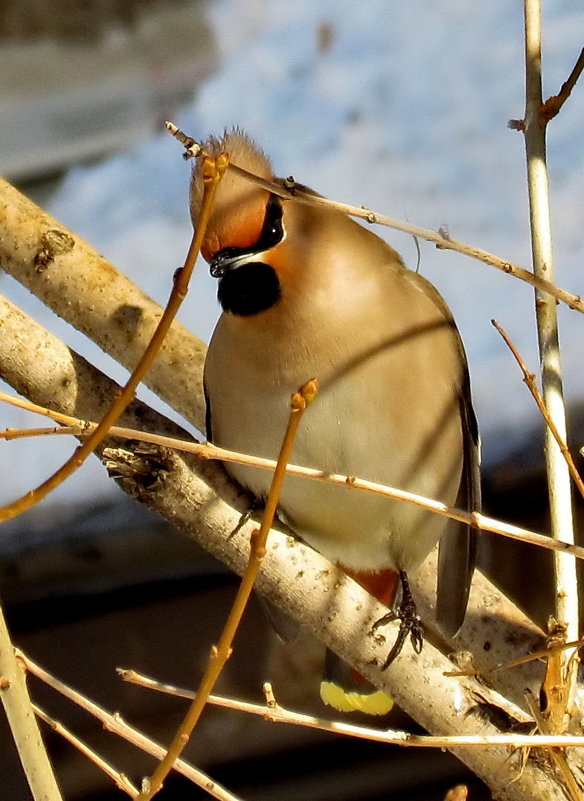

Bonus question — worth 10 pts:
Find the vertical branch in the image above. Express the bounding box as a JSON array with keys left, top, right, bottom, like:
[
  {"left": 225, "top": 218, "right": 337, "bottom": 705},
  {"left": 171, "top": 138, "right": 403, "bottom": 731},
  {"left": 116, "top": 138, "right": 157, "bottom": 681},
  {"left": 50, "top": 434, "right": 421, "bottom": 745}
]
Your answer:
[
  {"left": 0, "top": 605, "right": 63, "bottom": 801},
  {"left": 137, "top": 380, "right": 318, "bottom": 801},
  {"left": 523, "top": 0, "right": 579, "bottom": 716},
  {"left": 0, "top": 153, "right": 226, "bottom": 524}
]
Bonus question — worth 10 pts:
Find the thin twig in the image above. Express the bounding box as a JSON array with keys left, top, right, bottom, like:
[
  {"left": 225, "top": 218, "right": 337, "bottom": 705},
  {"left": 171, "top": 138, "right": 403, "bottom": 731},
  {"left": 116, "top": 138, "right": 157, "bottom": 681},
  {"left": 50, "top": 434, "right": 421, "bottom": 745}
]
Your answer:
[
  {"left": 492, "top": 319, "right": 584, "bottom": 499},
  {"left": 524, "top": 690, "right": 584, "bottom": 801},
  {"left": 446, "top": 637, "right": 584, "bottom": 677},
  {"left": 137, "top": 380, "right": 318, "bottom": 801},
  {"left": 117, "top": 671, "right": 584, "bottom": 750},
  {"left": 0, "top": 152, "right": 226, "bottom": 523},
  {"left": 0, "top": 391, "right": 96, "bottom": 427},
  {"left": 3, "top": 389, "right": 584, "bottom": 563},
  {"left": 166, "top": 121, "right": 584, "bottom": 315},
  {"left": 540, "top": 46, "right": 584, "bottom": 122},
  {"left": 3, "top": 390, "right": 584, "bottom": 563},
  {"left": 33, "top": 703, "right": 139, "bottom": 797},
  {"left": 19, "top": 651, "right": 242, "bottom": 801},
  {"left": 523, "top": 0, "right": 579, "bottom": 727},
  {"left": 1, "top": 425, "right": 86, "bottom": 440}
]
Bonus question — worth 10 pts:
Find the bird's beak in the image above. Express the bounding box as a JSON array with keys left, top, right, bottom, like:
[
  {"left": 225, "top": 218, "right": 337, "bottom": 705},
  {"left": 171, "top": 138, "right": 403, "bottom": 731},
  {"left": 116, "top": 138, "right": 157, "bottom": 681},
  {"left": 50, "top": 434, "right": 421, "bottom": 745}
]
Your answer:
[{"left": 209, "top": 249, "right": 254, "bottom": 279}]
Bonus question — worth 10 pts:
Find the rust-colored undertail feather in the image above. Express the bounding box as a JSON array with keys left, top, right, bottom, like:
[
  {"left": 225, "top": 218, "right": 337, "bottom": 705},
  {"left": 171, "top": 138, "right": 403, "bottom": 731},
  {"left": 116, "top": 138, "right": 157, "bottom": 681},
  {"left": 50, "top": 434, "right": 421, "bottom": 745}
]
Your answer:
[{"left": 320, "top": 569, "right": 399, "bottom": 715}]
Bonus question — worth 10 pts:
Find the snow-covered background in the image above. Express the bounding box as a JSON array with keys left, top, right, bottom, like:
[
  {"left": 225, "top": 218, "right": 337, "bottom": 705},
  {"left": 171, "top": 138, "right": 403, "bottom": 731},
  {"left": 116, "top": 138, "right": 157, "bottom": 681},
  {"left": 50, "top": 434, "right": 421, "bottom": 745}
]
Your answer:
[{"left": 2, "top": 0, "right": 583, "bottom": 508}]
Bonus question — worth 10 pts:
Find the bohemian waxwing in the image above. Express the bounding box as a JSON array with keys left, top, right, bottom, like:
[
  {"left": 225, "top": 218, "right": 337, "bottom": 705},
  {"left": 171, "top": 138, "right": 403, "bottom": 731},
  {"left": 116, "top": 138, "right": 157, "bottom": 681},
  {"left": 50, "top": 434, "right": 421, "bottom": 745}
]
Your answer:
[{"left": 194, "top": 129, "right": 480, "bottom": 715}]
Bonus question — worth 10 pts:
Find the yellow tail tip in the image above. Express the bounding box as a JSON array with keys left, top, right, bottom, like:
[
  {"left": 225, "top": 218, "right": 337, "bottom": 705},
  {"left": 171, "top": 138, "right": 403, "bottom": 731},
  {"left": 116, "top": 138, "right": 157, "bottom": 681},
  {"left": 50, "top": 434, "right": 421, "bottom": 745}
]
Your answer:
[{"left": 320, "top": 681, "right": 394, "bottom": 716}]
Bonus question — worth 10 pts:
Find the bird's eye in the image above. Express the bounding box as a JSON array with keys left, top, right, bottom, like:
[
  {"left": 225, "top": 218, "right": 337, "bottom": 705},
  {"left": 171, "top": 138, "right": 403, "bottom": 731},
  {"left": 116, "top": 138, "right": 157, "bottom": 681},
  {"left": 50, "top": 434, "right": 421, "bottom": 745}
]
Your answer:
[{"left": 258, "top": 196, "right": 284, "bottom": 249}]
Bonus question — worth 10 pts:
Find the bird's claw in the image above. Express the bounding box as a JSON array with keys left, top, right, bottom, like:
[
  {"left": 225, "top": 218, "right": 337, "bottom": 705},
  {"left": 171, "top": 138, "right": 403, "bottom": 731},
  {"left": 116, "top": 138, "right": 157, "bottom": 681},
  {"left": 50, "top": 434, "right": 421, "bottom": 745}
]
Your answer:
[
  {"left": 372, "top": 570, "right": 424, "bottom": 670},
  {"left": 229, "top": 498, "right": 263, "bottom": 539}
]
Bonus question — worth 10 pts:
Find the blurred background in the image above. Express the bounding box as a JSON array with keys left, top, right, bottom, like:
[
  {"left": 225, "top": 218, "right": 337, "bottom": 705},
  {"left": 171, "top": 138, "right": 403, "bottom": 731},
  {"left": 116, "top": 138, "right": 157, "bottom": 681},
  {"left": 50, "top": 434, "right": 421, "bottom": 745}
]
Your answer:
[{"left": 1, "top": 0, "right": 583, "bottom": 798}]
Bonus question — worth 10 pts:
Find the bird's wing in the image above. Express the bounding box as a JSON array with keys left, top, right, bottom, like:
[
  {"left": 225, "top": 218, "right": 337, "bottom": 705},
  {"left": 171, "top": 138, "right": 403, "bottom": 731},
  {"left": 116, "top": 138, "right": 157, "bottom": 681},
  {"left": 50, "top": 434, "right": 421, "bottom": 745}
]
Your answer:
[
  {"left": 205, "top": 374, "right": 301, "bottom": 642},
  {"left": 436, "top": 368, "right": 481, "bottom": 636},
  {"left": 203, "top": 380, "right": 213, "bottom": 442}
]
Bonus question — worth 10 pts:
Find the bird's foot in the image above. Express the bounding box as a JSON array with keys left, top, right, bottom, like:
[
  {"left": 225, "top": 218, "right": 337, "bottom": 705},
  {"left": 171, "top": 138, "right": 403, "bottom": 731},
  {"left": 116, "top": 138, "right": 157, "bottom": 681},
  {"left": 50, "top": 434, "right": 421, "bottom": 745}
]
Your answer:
[
  {"left": 372, "top": 571, "right": 424, "bottom": 670},
  {"left": 229, "top": 498, "right": 263, "bottom": 539}
]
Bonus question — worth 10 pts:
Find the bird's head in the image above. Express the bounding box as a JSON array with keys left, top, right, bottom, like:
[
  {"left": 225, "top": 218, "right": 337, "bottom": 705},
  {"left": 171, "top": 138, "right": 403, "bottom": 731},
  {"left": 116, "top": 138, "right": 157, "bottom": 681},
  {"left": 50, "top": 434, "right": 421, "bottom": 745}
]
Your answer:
[{"left": 190, "top": 129, "right": 288, "bottom": 316}]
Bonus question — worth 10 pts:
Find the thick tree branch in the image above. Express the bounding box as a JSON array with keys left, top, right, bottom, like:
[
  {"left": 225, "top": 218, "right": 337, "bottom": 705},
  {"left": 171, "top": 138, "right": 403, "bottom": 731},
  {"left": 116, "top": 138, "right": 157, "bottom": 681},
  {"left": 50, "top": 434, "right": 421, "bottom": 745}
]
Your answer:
[
  {"left": 1, "top": 291, "right": 573, "bottom": 799},
  {"left": 101, "top": 446, "right": 574, "bottom": 801},
  {"left": 3, "top": 172, "right": 583, "bottom": 796},
  {"left": 0, "top": 296, "right": 192, "bottom": 444},
  {"left": 0, "top": 177, "right": 208, "bottom": 432}
]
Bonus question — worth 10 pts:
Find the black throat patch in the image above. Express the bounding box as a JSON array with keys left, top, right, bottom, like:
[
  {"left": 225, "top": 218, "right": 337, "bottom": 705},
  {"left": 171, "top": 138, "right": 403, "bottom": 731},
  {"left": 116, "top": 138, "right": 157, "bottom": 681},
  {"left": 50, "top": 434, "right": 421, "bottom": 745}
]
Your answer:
[
  {"left": 210, "top": 195, "right": 284, "bottom": 316},
  {"left": 217, "top": 260, "right": 281, "bottom": 316}
]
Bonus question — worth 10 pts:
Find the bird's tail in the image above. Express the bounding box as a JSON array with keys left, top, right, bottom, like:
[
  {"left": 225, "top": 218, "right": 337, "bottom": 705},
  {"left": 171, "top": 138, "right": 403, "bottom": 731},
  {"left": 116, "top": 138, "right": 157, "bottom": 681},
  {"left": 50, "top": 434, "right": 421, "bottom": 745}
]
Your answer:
[{"left": 320, "top": 568, "right": 399, "bottom": 716}]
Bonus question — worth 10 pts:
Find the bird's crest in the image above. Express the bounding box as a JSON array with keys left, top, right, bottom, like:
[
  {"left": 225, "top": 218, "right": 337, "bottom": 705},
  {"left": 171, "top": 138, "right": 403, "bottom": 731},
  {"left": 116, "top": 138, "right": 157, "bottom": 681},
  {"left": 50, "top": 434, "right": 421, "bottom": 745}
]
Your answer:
[{"left": 190, "top": 129, "right": 274, "bottom": 261}]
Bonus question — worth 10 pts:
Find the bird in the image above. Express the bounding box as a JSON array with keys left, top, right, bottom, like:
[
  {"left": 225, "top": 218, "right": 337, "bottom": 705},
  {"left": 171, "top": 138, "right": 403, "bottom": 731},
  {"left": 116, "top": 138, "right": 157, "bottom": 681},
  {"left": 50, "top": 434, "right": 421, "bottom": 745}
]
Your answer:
[{"left": 193, "top": 129, "right": 480, "bottom": 715}]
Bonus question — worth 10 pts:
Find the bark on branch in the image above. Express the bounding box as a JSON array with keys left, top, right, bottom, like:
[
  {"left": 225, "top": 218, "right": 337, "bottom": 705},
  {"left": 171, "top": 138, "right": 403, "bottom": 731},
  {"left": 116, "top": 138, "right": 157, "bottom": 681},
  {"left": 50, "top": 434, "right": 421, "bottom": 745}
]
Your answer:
[
  {"left": 0, "top": 184, "right": 579, "bottom": 800},
  {"left": 0, "top": 177, "right": 207, "bottom": 430}
]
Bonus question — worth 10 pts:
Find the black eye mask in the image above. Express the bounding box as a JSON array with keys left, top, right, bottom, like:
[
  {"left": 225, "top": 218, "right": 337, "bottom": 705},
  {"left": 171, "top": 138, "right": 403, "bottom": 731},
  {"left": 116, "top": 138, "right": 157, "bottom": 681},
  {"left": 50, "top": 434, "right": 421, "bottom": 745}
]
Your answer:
[{"left": 210, "top": 194, "right": 284, "bottom": 278}]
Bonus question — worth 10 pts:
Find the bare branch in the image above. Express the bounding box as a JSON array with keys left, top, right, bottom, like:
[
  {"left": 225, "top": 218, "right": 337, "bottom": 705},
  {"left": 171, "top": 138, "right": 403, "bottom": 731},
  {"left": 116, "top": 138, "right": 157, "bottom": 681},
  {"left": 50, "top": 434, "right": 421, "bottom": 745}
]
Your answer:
[
  {"left": 138, "top": 380, "right": 318, "bottom": 800},
  {"left": 492, "top": 320, "right": 584, "bottom": 499},
  {"left": 20, "top": 652, "right": 243, "bottom": 801},
  {"left": 4, "top": 390, "right": 584, "bottom": 563},
  {"left": 540, "top": 47, "right": 584, "bottom": 122},
  {"left": 121, "top": 671, "right": 584, "bottom": 750},
  {"left": 0, "top": 606, "right": 63, "bottom": 801},
  {"left": 522, "top": 0, "right": 579, "bottom": 727},
  {"left": 0, "top": 293, "right": 558, "bottom": 798},
  {"left": 33, "top": 704, "right": 139, "bottom": 797},
  {"left": 2, "top": 179, "right": 577, "bottom": 797},
  {"left": 166, "top": 122, "right": 584, "bottom": 315},
  {"left": 0, "top": 177, "right": 208, "bottom": 432}
]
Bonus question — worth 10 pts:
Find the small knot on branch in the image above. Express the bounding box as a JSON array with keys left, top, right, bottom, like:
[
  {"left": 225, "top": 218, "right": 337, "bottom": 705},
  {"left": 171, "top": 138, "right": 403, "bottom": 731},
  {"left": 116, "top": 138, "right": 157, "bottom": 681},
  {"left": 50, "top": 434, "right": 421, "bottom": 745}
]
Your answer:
[
  {"left": 165, "top": 121, "right": 205, "bottom": 160},
  {"left": 508, "top": 118, "right": 526, "bottom": 132}
]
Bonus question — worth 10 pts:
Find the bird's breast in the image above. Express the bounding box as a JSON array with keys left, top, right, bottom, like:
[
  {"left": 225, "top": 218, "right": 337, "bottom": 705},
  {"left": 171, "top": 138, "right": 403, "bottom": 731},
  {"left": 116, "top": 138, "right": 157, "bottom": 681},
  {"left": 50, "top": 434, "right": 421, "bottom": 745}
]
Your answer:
[{"left": 204, "top": 288, "right": 464, "bottom": 572}]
